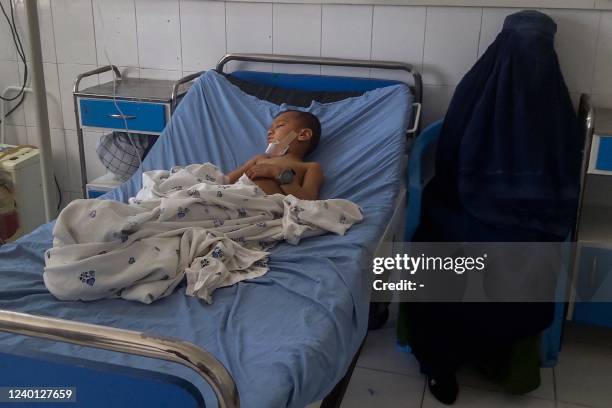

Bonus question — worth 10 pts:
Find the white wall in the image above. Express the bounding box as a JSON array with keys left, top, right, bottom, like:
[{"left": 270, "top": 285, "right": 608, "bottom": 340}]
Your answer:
[{"left": 1, "top": 0, "right": 611, "bottom": 209}]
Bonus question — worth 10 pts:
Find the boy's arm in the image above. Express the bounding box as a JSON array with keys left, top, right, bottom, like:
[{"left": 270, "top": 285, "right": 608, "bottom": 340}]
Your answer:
[
  {"left": 280, "top": 163, "right": 323, "bottom": 201},
  {"left": 226, "top": 155, "right": 265, "bottom": 184}
]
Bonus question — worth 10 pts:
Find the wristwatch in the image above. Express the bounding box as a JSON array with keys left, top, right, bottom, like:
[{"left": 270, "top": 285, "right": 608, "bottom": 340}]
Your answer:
[{"left": 277, "top": 168, "right": 296, "bottom": 185}]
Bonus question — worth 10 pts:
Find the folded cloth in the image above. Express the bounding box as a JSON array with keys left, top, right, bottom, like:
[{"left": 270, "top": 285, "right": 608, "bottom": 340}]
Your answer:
[
  {"left": 44, "top": 163, "right": 363, "bottom": 304},
  {"left": 96, "top": 132, "right": 152, "bottom": 181}
]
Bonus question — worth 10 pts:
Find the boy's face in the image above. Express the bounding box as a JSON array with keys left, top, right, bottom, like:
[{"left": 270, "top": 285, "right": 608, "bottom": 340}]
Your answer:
[{"left": 267, "top": 112, "right": 303, "bottom": 144}]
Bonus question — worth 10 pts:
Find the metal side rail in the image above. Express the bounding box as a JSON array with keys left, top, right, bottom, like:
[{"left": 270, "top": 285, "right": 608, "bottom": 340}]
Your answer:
[
  {"left": 0, "top": 310, "right": 239, "bottom": 408},
  {"left": 172, "top": 71, "right": 205, "bottom": 112}
]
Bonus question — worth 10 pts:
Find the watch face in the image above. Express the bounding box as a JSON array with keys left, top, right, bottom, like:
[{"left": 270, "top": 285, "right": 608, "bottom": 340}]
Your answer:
[{"left": 279, "top": 169, "right": 294, "bottom": 184}]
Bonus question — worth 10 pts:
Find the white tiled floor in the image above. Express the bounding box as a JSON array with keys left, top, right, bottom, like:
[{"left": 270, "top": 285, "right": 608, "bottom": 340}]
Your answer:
[
  {"left": 342, "top": 367, "right": 425, "bottom": 408},
  {"left": 337, "top": 311, "right": 612, "bottom": 408}
]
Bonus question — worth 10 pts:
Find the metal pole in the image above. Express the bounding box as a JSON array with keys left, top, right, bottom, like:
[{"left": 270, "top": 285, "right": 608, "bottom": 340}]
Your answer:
[{"left": 24, "top": 0, "right": 55, "bottom": 220}]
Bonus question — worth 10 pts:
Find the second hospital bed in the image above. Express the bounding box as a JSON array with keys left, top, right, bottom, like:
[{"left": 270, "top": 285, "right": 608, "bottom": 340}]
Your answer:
[{"left": 0, "top": 54, "right": 420, "bottom": 407}]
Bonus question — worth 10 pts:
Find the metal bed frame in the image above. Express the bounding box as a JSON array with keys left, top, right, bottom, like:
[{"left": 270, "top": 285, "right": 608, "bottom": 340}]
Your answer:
[{"left": 0, "top": 53, "right": 423, "bottom": 408}]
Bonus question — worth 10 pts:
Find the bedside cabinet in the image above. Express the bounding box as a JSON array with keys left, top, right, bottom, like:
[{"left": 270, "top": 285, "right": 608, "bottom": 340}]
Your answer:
[
  {"left": 73, "top": 65, "right": 202, "bottom": 198},
  {"left": 572, "top": 95, "right": 612, "bottom": 328}
]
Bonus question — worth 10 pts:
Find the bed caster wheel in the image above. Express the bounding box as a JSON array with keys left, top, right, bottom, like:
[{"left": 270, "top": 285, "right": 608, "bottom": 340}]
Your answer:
[{"left": 368, "top": 302, "right": 389, "bottom": 331}]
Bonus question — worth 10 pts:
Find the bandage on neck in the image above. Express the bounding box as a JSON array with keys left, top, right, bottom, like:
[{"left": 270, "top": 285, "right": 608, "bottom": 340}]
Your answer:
[{"left": 265, "top": 131, "right": 297, "bottom": 156}]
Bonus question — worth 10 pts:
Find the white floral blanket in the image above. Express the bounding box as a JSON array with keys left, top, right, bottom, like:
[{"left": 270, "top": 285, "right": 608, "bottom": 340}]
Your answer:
[{"left": 43, "top": 163, "right": 363, "bottom": 304}]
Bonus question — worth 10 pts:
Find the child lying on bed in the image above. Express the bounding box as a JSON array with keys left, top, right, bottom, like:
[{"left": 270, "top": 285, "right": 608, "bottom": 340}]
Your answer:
[{"left": 226, "top": 110, "right": 324, "bottom": 200}]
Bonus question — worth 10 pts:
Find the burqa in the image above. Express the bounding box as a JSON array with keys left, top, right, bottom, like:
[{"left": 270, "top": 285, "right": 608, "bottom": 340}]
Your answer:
[{"left": 398, "top": 10, "right": 583, "bottom": 380}]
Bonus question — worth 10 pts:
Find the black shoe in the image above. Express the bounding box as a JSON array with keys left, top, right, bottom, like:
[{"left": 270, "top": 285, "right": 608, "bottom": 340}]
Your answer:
[
  {"left": 427, "top": 373, "right": 459, "bottom": 405},
  {"left": 367, "top": 302, "right": 389, "bottom": 331}
]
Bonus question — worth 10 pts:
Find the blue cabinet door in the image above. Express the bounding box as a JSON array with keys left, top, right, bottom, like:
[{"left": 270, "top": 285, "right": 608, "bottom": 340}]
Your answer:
[
  {"left": 596, "top": 136, "right": 612, "bottom": 172},
  {"left": 79, "top": 99, "right": 166, "bottom": 133}
]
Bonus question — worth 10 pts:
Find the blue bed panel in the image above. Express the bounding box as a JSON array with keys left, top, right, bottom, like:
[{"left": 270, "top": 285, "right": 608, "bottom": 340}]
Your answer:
[
  {"left": 229, "top": 70, "right": 403, "bottom": 93},
  {"left": 0, "top": 351, "right": 203, "bottom": 408}
]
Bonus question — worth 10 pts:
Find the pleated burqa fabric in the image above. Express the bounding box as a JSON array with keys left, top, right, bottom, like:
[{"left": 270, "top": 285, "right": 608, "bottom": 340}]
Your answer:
[{"left": 398, "top": 10, "right": 583, "bottom": 386}]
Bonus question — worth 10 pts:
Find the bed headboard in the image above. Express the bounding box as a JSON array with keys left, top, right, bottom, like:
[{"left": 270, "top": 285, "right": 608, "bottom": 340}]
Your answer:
[
  {"left": 215, "top": 53, "right": 422, "bottom": 103},
  {"left": 214, "top": 53, "right": 422, "bottom": 136}
]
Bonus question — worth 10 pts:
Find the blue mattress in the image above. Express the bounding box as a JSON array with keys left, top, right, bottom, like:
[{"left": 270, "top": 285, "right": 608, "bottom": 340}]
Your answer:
[{"left": 0, "top": 71, "right": 411, "bottom": 407}]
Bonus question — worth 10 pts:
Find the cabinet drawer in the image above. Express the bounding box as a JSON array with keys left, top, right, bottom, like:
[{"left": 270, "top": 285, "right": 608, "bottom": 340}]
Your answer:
[
  {"left": 596, "top": 136, "right": 612, "bottom": 172},
  {"left": 79, "top": 98, "right": 166, "bottom": 133}
]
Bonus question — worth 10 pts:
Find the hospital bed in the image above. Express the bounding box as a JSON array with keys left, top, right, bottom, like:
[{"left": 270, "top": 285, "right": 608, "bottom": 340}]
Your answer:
[{"left": 0, "top": 53, "right": 421, "bottom": 408}]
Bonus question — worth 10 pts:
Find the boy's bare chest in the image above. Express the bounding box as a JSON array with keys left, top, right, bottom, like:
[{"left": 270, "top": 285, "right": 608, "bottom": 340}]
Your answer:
[{"left": 256, "top": 156, "right": 307, "bottom": 180}]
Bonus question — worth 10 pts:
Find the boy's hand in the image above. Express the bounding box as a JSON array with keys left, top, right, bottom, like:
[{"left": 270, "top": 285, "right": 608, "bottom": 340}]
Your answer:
[
  {"left": 243, "top": 154, "right": 267, "bottom": 169},
  {"left": 227, "top": 154, "right": 271, "bottom": 184},
  {"left": 246, "top": 163, "right": 281, "bottom": 180}
]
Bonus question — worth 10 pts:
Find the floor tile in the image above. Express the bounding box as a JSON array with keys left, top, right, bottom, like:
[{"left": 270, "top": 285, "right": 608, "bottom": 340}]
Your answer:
[
  {"left": 357, "top": 325, "right": 422, "bottom": 377},
  {"left": 340, "top": 367, "right": 425, "bottom": 408},
  {"left": 557, "top": 403, "right": 596, "bottom": 408},
  {"left": 422, "top": 384, "right": 555, "bottom": 408},
  {"left": 562, "top": 321, "right": 612, "bottom": 350},
  {"left": 456, "top": 365, "right": 555, "bottom": 401},
  {"left": 556, "top": 339, "right": 612, "bottom": 408}
]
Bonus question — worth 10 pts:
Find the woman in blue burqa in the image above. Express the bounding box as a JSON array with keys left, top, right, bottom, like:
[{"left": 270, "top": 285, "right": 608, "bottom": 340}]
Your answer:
[{"left": 397, "top": 10, "right": 583, "bottom": 405}]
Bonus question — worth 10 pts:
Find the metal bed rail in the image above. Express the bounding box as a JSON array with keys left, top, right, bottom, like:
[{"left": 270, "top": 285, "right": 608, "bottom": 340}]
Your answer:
[
  {"left": 567, "top": 94, "right": 597, "bottom": 319},
  {"left": 214, "top": 53, "right": 423, "bottom": 136},
  {"left": 215, "top": 53, "right": 422, "bottom": 102},
  {"left": 0, "top": 310, "right": 239, "bottom": 408},
  {"left": 172, "top": 71, "right": 205, "bottom": 112}
]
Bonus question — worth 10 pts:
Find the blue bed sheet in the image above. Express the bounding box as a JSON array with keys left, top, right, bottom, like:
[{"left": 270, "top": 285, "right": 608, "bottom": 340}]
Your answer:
[{"left": 0, "top": 71, "right": 411, "bottom": 407}]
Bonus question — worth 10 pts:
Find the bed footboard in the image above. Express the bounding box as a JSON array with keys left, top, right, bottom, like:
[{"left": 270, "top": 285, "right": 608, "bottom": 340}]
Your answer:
[{"left": 0, "top": 310, "right": 239, "bottom": 408}]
